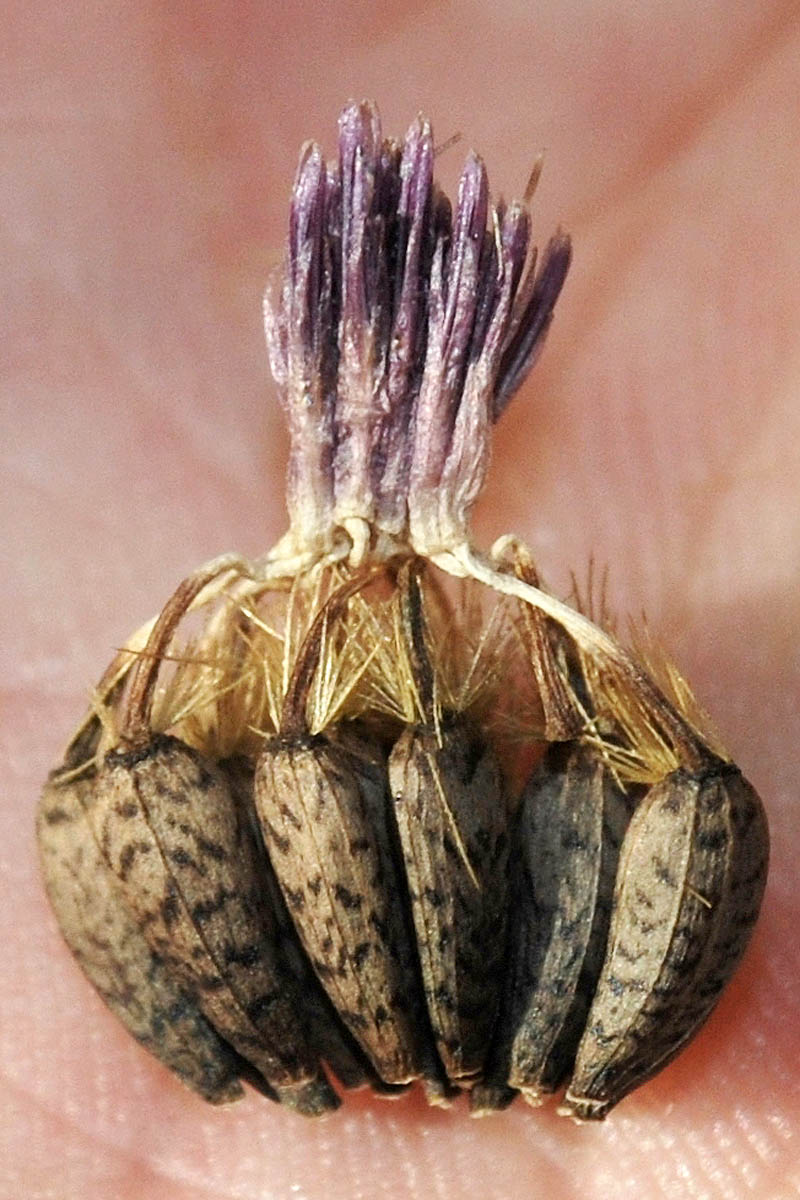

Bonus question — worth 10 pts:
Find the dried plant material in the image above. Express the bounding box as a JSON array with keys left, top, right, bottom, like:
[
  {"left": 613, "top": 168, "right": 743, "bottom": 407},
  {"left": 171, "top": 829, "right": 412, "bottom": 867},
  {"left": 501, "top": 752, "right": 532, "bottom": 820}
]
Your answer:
[
  {"left": 473, "top": 743, "right": 633, "bottom": 1114},
  {"left": 388, "top": 568, "right": 510, "bottom": 1086},
  {"left": 90, "top": 570, "right": 339, "bottom": 1114},
  {"left": 254, "top": 579, "right": 440, "bottom": 1091},
  {"left": 561, "top": 759, "right": 769, "bottom": 1121},
  {"left": 93, "top": 735, "right": 338, "bottom": 1115},
  {"left": 263, "top": 103, "right": 570, "bottom": 571},
  {"left": 499, "top": 537, "right": 586, "bottom": 742},
  {"left": 38, "top": 769, "right": 244, "bottom": 1105},
  {"left": 256, "top": 731, "right": 437, "bottom": 1089},
  {"left": 389, "top": 718, "right": 509, "bottom": 1085},
  {"left": 222, "top": 756, "right": 389, "bottom": 1095},
  {"left": 39, "top": 99, "right": 769, "bottom": 1122}
]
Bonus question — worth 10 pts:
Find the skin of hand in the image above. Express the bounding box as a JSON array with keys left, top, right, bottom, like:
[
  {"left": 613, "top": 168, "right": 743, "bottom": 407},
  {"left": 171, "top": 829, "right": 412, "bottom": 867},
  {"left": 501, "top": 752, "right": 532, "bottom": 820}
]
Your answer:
[{"left": 3, "top": 3, "right": 799, "bottom": 1198}]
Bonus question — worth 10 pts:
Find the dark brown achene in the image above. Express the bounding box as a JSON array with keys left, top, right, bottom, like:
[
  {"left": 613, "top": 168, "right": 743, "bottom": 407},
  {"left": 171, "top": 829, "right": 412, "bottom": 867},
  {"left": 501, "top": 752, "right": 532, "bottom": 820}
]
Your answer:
[
  {"left": 388, "top": 570, "right": 510, "bottom": 1088},
  {"left": 38, "top": 100, "right": 768, "bottom": 1124}
]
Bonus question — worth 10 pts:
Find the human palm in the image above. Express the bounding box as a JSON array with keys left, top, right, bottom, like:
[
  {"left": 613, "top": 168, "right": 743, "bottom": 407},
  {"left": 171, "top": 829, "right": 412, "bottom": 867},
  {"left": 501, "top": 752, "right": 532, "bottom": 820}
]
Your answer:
[{"left": 4, "top": 4, "right": 799, "bottom": 1197}]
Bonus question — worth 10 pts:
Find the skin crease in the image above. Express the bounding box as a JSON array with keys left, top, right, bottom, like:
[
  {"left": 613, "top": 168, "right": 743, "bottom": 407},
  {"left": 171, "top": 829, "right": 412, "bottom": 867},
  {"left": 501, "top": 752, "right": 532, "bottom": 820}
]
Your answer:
[{"left": 3, "top": 1, "right": 800, "bottom": 1197}]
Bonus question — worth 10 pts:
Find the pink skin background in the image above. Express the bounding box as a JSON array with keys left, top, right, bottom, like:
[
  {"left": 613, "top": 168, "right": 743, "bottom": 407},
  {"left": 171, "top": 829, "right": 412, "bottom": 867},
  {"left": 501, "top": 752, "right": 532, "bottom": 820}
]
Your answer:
[{"left": 3, "top": 3, "right": 800, "bottom": 1197}]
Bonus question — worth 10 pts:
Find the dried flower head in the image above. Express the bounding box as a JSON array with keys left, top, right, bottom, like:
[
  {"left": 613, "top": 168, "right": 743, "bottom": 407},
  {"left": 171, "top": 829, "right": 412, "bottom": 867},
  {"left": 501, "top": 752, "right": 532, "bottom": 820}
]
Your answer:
[
  {"left": 263, "top": 101, "right": 571, "bottom": 571},
  {"left": 38, "top": 100, "right": 768, "bottom": 1123}
]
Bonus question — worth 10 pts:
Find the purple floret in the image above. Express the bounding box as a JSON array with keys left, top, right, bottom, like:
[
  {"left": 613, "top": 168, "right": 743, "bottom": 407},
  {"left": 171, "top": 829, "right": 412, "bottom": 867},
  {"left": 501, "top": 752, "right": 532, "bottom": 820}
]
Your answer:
[{"left": 264, "top": 100, "right": 571, "bottom": 559}]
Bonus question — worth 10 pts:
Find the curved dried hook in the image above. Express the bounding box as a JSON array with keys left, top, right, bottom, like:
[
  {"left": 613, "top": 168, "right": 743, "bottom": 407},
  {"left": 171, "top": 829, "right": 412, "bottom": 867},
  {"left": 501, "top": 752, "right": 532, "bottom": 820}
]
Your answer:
[
  {"left": 279, "top": 564, "right": 391, "bottom": 740},
  {"left": 120, "top": 554, "right": 252, "bottom": 745}
]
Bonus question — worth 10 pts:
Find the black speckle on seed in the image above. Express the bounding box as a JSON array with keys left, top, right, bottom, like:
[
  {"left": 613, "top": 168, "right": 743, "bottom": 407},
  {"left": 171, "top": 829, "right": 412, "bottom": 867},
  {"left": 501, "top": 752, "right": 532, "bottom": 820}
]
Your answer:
[
  {"left": 334, "top": 884, "right": 362, "bottom": 911},
  {"left": 353, "top": 942, "right": 371, "bottom": 969}
]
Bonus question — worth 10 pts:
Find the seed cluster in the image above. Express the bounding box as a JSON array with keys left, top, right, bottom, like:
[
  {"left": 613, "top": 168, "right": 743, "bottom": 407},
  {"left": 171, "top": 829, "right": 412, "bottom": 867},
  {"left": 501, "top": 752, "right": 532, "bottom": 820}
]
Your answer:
[{"left": 38, "top": 101, "right": 769, "bottom": 1123}]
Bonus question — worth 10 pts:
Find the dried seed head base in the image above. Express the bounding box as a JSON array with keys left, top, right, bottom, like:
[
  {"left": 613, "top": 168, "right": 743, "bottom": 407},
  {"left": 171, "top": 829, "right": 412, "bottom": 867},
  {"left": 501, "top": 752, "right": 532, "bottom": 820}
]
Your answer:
[{"left": 38, "top": 101, "right": 769, "bottom": 1122}]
